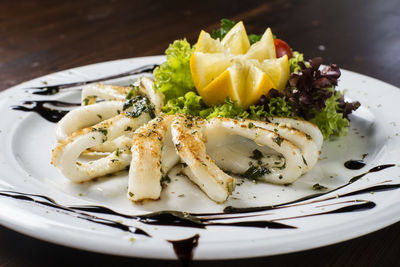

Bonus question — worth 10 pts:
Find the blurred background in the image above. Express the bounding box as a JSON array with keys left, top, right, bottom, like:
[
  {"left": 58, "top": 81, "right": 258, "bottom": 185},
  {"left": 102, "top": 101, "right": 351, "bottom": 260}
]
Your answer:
[
  {"left": 0, "top": 0, "right": 399, "bottom": 266},
  {"left": 1, "top": 0, "right": 399, "bottom": 91}
]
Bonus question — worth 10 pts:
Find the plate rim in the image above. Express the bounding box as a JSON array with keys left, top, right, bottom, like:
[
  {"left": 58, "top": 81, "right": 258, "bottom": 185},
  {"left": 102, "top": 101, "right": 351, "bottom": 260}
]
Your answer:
[{"left": 0, "top": 55, "right": 399, "bottom": 260}]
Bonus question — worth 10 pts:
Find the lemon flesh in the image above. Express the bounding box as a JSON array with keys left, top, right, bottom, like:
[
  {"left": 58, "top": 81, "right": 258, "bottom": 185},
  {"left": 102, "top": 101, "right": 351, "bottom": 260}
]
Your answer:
[
  {"left": 190, "top": 22, "right": 289, "bottom": 108},
  {"left": 221, "top": 21, "right": 251, "bottom": 55}
]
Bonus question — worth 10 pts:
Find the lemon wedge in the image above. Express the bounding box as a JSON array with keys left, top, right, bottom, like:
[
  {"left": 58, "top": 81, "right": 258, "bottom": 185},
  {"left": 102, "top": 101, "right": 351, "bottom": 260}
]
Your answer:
[
  {"left": 191, "top": 52, "right": 232, "bottom": 91},
  {"left": 221, "top": 21, "right": 250, "bottom": 55},
  {"left": 245, "top": 28, "right": 276, "bottom": 61},
  {"left": 190, "top": 22, "right": 289, "bottom": 108},
  {"left": 195, "top": 30, "right": 224, "bottom": 53},
  {"left": 258, "top": 55, "right": 289, "bottom": 90}
]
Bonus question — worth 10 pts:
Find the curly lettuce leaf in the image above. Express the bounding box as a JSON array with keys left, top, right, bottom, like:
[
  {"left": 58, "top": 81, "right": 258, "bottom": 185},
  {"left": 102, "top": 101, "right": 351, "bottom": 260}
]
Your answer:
[
  {"left": 153, "top": 39, "right": 195, "bottom": 101},
  {"left": 262, "top": 96, "right": 292, "bottom": 117},
  {"left": 162, "top": 91, "right": 206, "bottom": 116},
  {"left": 311, "top": 91, "right": 350, "bottom": 139},
  {"left": 288, "top": 51, "right": 306, "bottom": 73},
  {"left": 200, "top": 98, "right": 249, "bottom": 119},
  {"left": 163, "top": 92, "right": 286, "bottom": 122}
]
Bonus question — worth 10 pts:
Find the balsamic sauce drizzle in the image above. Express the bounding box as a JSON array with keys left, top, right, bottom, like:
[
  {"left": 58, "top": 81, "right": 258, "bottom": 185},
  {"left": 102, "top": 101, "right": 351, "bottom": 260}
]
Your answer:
[
  {"left": 168, "top": 234, "right": 200, "bottom": 263},
  {"left": 344, "top": 160, "right": 366, "bottom": 170},
  {"left": 0, "top": 166, "right": 398, "bottom": 260},
  {"left": 10, "top": 100, "right": 80, "bottom": 123},
  {"left": 223, "top": 164, "right": 396, "bottom": 214},
  {"left": 24, "top": 64, "right": 159, "bottom": 95},
  {"left": 273, "top": 201, "right": 376, "bottom": 222},
  {"left": 12, "top": 63, "right": 160, "bottom": 122},
  {"left": 71, "top": 205, "right": 295, "bottom": 229},
  {"left": 0, "top": 191, "right": 150, "bottom": 237}
]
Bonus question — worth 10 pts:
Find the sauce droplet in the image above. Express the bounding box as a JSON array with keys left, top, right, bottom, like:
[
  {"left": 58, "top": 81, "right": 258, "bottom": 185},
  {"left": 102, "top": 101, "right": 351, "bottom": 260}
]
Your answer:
[
  {"left": 168, "top": 234, "right": 200, "bottom": 263},
  {"left": 344, "top": 160, "right": 366, "bottom": 170}
]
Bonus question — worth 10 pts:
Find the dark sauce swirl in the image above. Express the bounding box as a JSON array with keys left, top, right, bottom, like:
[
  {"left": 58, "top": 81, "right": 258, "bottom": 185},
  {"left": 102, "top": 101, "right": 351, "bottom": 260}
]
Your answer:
[
  {"left": 25, "top": 64, "right": 158, "bottom": 95},
  {"left": 10, "top": 100, "right": 80, "bottom": 123},
  {"left": 0, "top": 161, "right": 397, "bottom": 261}
]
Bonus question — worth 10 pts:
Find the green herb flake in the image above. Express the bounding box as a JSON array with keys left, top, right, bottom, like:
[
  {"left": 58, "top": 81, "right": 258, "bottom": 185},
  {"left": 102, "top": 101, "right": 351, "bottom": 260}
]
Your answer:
[
  {"left": 92, "top": 127, "right": 108, "bottom": 136},
  {"left": 243, "top": 165, "right": 270, "bottom": 180},
  {"left": 272, "top": 136, "right": 283, "bottom": 146},
  {"left": 125, "top": 85, "right": 138, "bottom": 100},
  {"left": 83, "top": 98, "right": 90, "bottom": 106},
  {"left": 302, "top": 156, "right": 308, "bottom": 166},
  {"left": 160, "top": 174, "right": 171, "bottom": 185},
  {"left": 250, "top": 149, "right": 263, "bottom": 160},
  {"left": 175, "top": 143, "right": 181, "bottom": 151},
  {"left": 312, "top": 183, "right": 328, "bottom": 190},
  {"left": 124, "top": 95, "right": 155, "bottom": 119}
]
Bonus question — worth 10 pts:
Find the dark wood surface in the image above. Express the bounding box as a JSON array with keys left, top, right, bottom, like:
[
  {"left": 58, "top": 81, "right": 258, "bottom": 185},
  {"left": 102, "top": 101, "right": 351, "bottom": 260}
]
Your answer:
[{"left": 1, "top": 0, "right": 399, "bottom": 266}]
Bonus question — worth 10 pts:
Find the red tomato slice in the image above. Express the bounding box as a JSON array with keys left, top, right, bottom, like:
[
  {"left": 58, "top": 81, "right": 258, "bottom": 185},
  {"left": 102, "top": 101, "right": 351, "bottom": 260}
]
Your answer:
[{"left": 274, "top": 39, "right": 292, "bottom": 58}]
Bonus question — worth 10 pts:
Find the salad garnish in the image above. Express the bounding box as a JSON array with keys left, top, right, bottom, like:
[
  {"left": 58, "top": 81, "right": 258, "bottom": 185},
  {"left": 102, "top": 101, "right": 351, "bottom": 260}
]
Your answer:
[{"left": 154, "top": 19, "right": 360, "bottom": 139}]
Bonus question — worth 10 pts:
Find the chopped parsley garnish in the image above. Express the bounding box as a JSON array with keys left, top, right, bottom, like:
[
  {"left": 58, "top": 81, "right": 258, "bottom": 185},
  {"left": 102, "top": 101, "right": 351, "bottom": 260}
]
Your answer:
[
  {"left": 123, "top": 95, "right": 155, "bottom": 118},
  {"left": 125, "top": 85, "right": 139, "bottom": 100},
  {"left": 92, "top": 127, "right": 108, "bottom": 136},
  {"left": 243, "top": 165, "right": 270, "bottom": 180},
  {"left": 272, "top": 136, "right": 283, "bottom": 146},
  {"left": 312, "top": 183, "right": 328, "bottom": 190},
  {"left": 250, "top": 149, "right": 263, "bottom": 160},
  {"left": 160, "top": 174, "right": 171, "bottom": 185},
  {"left": 302, "top": 156, "right": 308, "bottom": 166}
]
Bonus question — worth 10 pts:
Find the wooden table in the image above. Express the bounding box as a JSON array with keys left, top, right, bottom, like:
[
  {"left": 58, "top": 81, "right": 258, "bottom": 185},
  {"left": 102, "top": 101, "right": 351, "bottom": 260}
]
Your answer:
[{"left": 1, "top": 0, "right": 399, "bottom": 266}]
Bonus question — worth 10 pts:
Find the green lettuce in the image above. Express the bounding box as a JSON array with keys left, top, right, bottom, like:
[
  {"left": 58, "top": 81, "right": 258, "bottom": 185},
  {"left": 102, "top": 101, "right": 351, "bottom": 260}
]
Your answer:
[
  {"left": 162, "top": 92, "right": 289, "bottom": 122},
  {"left": 262, "top": 96, "right": 292, "bottom": 117},
  {"left": 200, "top": 98, "right": 249, "bottom": 119},
  {"left": 153, "top": 39, "right": 195, "bottom": 101},
  {"left": 288, "top": 51, "right": 306, "bottom": 73},
  {"left": 311, "top": 91, "right": 350, "bottom": 139},
  {"left": 162, "top": 91, "right": 206, "bottom": 116}
]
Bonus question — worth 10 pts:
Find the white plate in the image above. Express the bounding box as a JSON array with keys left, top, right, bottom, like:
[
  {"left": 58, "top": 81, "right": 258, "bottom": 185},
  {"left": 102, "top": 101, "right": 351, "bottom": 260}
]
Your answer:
[{"left": 0, "top": 55, "right": 399, "bottom": 260}]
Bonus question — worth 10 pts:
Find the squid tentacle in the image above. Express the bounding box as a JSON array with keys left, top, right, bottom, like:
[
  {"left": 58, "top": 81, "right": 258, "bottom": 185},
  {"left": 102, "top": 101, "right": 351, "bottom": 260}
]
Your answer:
[
  {"left": 171, "top": 115, "right": 236, "bottom": 203},
  {"left": 206, "top": 117, "right": 305, "bottom": 184},
  {"left": 128, "top": 115, "right": 178, "bottom": 201},
  {"left": 52, "top": 112, "right": 151, "bottom": 182}
]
